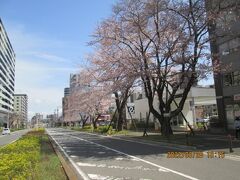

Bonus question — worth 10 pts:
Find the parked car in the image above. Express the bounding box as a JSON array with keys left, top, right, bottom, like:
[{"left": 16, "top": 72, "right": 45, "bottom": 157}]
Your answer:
[
  {"left": 196, "top": 118, "right": 209, "bottom": 123},
  {"left": 98, "top": 120, "right": 111, "bottom": 126},
  {"left": 2, "top": 128, "right": 10, "bottom": 135}
]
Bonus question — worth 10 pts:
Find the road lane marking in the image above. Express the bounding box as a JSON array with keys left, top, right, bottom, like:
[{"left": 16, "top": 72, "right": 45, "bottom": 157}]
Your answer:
[
  {"left": 77, "top": 162, "right": 97, "bottom": 167},
  {"left": 77, "top": 162, "right": 165, "bottom": 172},
  {"left": 88, "top": 174, "right": 109, "bottom": 180},
  {"left": 68, "top": 134, "right": 200, "bottom": 180},
  {"left": 78, "top": 131, "right": 194, "bottom": 151},
  {"left": 98, "top": 151, "right": 106, "bottom": 154},
  {"left": 88, "top": 173, "right": 131, "bottom": 180},
  {"left": 69, "top": 130, "right": 240, "bottom": 162},
  {"left": 46, "top": 129, "right": 90, "bottom": 180}
]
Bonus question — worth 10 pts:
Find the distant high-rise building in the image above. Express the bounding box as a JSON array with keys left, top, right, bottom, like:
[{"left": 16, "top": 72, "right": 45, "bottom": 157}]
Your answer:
[
  {"left": 70, "top": 73, "right": 80, "bottom": 91},
  {"left": 62, "top": 87, "right": 70, "bottom": 123},
  {"left": 14, "top": 94, "right": 28, "bottom": 127},
  {"left": 31, "top": 113, "right": 43, "bottom": 128},
  {"left": 64, "top": 87, "right": 70, "bottom": 96},
  {"left": 0, "top": 18, "right": 16, "bottom": 127}
]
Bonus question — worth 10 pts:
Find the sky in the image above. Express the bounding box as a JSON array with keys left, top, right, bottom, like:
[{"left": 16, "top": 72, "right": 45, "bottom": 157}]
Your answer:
[{"left": 0, "top": 0, "right": 116, "bottom": 119}]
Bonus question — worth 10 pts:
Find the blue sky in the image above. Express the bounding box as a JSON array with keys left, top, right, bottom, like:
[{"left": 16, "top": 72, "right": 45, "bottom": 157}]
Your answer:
[{"left": 0, "top": 0, "right": 116, "bottom": 118}]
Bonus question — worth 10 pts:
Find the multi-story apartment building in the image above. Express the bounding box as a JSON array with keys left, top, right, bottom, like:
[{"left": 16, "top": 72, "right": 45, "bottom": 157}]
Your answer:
[
  {"left": 0, "top": 18, "right": 16, "bottom": 127},
  {"left": 13, "top": 94, "right": 28, "bottom": 128},
  {"left": 206, "top": 0, "right": 240, "bottom": 130}
]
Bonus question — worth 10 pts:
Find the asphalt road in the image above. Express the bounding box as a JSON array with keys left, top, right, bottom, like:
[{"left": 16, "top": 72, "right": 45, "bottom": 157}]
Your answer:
[
  {"left": 0, "top": 129, "right": 30, "bottom": 147},
  {"left": 47, "top": 128, "right": 240, "bottom": 180}
]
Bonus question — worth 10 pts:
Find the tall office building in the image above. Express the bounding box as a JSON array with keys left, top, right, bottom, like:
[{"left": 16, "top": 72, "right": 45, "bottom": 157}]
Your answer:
[
  {"left": 14, "top": 94, "right": 28, "bottom": 127},
  {"left": 0, "top": 18, "right": 16, "bottom": 127},
  {"left": 64, "top": 87, "right": 70, "bottom": 96},
  {"left": 62, "top": 87, "right": 70, "bottom": 123},
  {"left": 206, "top": 0, "right": 240, "bottom": 130}
]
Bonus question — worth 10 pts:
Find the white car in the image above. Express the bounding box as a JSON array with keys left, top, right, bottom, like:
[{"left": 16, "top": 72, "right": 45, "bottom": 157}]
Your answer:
[{"left": 2, "top": 128, "right": 10, "bottom": 135}]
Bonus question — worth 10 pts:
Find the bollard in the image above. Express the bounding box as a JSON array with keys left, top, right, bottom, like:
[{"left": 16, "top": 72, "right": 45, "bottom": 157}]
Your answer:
[{"left": 228, "top": 134, "right": 234, "bottom": 153}]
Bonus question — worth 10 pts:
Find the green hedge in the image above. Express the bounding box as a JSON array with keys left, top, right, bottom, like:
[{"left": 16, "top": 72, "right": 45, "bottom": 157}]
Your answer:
[{"left": 0, "top": 131, "right": 41, "bottom": 179}]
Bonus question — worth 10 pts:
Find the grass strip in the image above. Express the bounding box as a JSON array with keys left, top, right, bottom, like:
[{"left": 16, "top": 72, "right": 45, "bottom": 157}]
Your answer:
[{"left": 0, "top": 128, "right": 67, "bottom": 180}]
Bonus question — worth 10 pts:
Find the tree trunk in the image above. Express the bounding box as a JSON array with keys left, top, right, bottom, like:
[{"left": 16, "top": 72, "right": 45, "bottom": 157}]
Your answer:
[
  {"left": 82, "top": 116, "right": 89, "bottom": 127},
  {"left": 160, "top": 118, "right": 173, "bottom": 137},
  {"left": 93, "top": 114, "right": 100, "bottom": 129},
  {"left": 143, "top": 111, "right": 150, "bottom": 137},
  {"left": 117, "top": 111, "right": 124, "bottom": 131},
  {"left": 107, "top": 109, "right": 117, "bottom": 131}
]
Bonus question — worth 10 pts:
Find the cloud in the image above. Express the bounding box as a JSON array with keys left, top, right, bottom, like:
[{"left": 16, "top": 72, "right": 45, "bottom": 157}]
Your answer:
[
  {"left": 33, "top": 52, "right": 70, "bottom": 63},
  {"left": 7, "top": 23, "right": 65, "bottom": 54}
]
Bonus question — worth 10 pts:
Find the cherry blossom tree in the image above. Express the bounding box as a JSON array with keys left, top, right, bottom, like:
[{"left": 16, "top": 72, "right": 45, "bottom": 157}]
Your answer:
[
  {"left": 89, "top": 0, "right": 229, "bottom": 136},
  {"left": 65, "top": 70, "right": 111, "bottom": 129},
  {"left": 86, "top": 46, "right": 137, "bottom": 131}
]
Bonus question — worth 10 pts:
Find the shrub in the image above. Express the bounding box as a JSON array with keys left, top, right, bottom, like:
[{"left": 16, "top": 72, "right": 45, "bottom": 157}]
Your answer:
[
  {"left": 83, "top": 125, "right": 92, "bottom": 130},
  {"left": 98, "top": 125, "right": 111, "bottom": 133},
  {"left": 0, "top": 131, "right": 42, "bottom": 179}
]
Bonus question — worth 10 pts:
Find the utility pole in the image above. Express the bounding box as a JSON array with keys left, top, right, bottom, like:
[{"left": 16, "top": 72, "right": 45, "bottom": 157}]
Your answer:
[{"left": 57, "top": 108, "right": 59, "bottom": 122}]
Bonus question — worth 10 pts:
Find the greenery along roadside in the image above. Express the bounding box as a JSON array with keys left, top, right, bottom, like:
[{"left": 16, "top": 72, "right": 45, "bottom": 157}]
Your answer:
[{"left": 0, "top": 128, "right": 67, "bottom": 180}]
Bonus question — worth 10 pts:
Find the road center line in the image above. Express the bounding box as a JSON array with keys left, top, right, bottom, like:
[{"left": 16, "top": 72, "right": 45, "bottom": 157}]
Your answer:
[{"left": 67, "top": 133, "right": 200, "bottom": 180}]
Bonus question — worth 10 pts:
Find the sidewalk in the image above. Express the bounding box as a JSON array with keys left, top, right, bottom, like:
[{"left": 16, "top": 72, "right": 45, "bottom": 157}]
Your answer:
[{"left": 112, "top": 131, "right": 240, "bottom": 156}]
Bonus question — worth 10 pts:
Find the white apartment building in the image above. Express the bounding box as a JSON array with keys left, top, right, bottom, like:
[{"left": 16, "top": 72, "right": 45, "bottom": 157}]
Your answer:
[
  {"left": 14, "top": 94, "right": 28, "bottom": 127},
  {"left": 0, "top": 18, "right": 16, "bottom": 127}
]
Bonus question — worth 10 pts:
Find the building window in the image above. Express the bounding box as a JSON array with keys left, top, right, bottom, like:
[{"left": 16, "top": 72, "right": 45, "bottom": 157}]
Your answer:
[
  {"left": 219, "top": 38, "right": 240, "bottom": 56},
  {"left": 224, "top": 71, "right": 240, "bottom": 86},
  {"left": 233, "top": 71, "right": 240, "bottom": 86},
  {"left": 224, "top": 73, "right": 233, "bottom": 86}
]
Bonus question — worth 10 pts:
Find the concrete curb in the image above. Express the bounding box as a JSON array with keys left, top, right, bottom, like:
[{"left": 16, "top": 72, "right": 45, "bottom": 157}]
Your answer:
[{"left": 48, "top": 135, "right": 85, "bottom": 180}]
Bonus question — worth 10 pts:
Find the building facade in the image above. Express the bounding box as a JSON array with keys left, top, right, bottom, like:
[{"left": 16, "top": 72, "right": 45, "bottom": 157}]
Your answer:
[
  {"left": 31, "top": 113, "right": 43, "bottom": 128},
  {"left": 126, "top": 87, "right": 217, "bottom": 130},
  {"left": 13, "top": 94, "right": 28, "bottom": 128},
  {"left": 206, "top": 0, "right": 240, "bottom": 130},
  {"left": 62, "top": 74, "right": 86, "bottom": 124},
  {"left": 64, "top": 87, "right": 70, "bottom": 96},
  {"left": 0, "top": 18, "right": 16, "bottom": 127}
]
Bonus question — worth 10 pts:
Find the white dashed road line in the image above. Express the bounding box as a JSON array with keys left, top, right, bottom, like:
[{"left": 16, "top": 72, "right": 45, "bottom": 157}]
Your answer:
[
  {"left": 67, "top": 134, "right": 200, "bottom": 180},
  {"left": 46, "top": 129, "right": 90, "bottom": 180}
]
